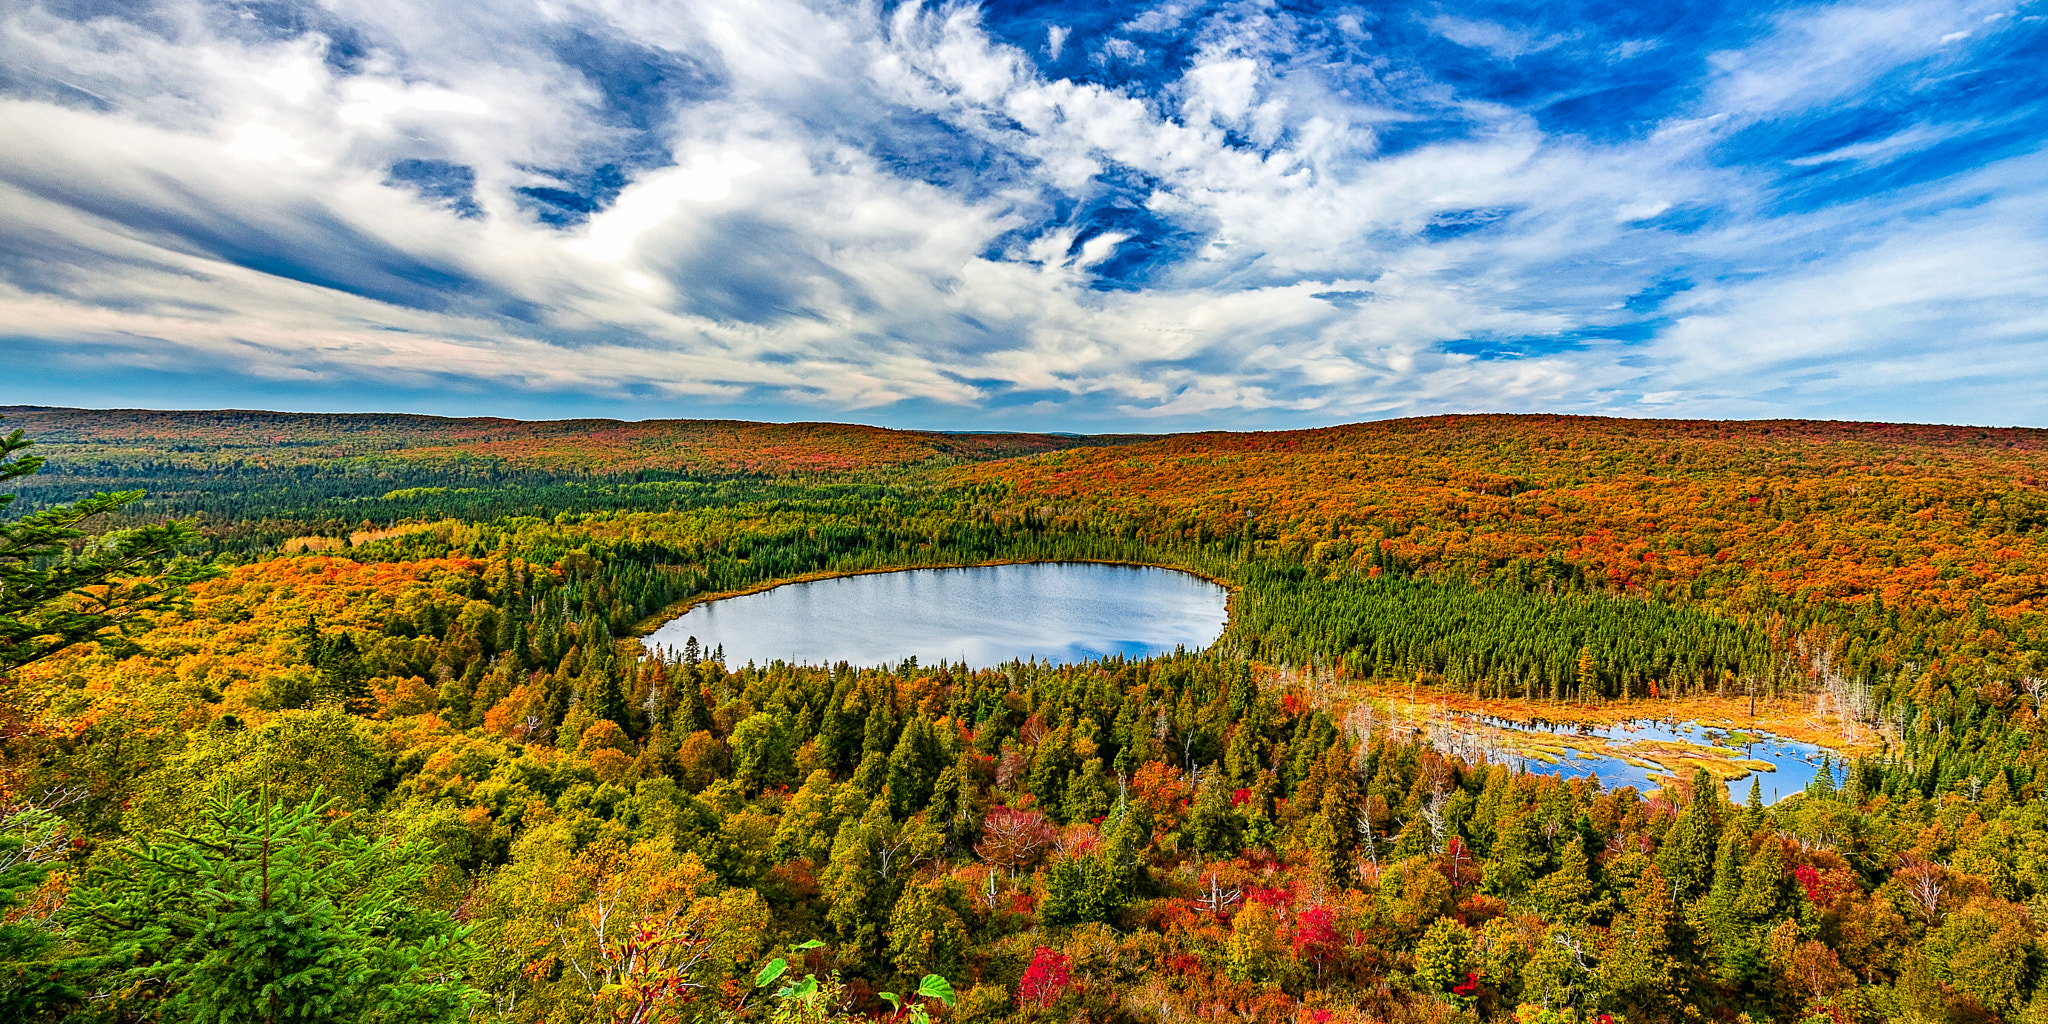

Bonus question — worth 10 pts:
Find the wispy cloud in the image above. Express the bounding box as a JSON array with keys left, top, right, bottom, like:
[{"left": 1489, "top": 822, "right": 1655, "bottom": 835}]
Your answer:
[{"left": 0, "top": 0, "right": 2044, "bottom": 429}]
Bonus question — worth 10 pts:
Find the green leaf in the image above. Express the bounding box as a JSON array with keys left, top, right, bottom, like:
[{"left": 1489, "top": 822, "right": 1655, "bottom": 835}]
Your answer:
[
  {"left": 880, "top": 992, "right": 901, "bottom": 1012},
  {"left": 756, "top": 958, "right": 789, "bottom": 988},
  {"left": 790, "top": 977, "right": 817, "bottom": 999},
  {"left": 917, "top": 974, "right": 956, "bottom": 1007},
  {"left": 792, "top": 939, "right": 825, "bottom": 951}
]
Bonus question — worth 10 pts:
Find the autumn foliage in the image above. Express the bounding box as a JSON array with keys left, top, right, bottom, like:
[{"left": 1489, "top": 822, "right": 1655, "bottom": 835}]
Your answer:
[{"left": 6, "top": 411, "right": 2048, "bottom": 1024}]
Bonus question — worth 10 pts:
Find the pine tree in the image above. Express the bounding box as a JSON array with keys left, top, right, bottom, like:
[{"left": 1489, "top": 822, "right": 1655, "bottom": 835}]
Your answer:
[
  {"left": 0, "top": 813, "right": 87, "bottom": 1021},
  {"left": 1698, "top": 831, "right": 1754, "bottom": 986},
  {"left": 887, "top": 716, "right": 946, "bottom": 817},
  {"left": 63, "top": 789, "right": 479, "bottom": 1024},
  {"left": 1061, "top": 759, "right": 1112, "bottom": 823},
  {"left": 1531, "top": 837, "right": 1599, "bottom": 925},
  {"left": 1028, "top": 723, "right": 1075, "bottom": 821},
  {"left": 1576, "top": 645, "right": 1599, "bottom": 700},
  {"left": 732, "top": 713, "right": 794, "bottom": 794},
  {"left": 0, "top": 423, "right": 214, "bottom": 673},
  {"left": 1599, "top": 865, "right": 1687, "bottom": 1022},
  {"left": 1185, "top": 767, "right": 1243, "bottom": 856},
  {"left": 1224, "top": 719, "right": 1262, "bottom": 787},
  {"left": 886, "top": 879, "right": 967, "bottom": 985},
  {"left": 1484, "top": 810, "right": 1545, "bottom": 899},
  {"left": 1656, "top": 771, "right": 1720, "bottom": 903},
  {"left": 821, "top": 810, "right": 887, "bottom": 968}
]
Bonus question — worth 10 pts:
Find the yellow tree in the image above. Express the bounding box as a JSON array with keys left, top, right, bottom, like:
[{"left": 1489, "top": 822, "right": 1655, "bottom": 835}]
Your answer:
[{"left": 485, "top": 825, "right": 767, "bottom": 1024}]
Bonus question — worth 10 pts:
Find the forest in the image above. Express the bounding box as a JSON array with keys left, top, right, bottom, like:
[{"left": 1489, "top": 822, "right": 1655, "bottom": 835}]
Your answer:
[{"left": 3, "top": 409, "right": 2048, "bottom": 1024}]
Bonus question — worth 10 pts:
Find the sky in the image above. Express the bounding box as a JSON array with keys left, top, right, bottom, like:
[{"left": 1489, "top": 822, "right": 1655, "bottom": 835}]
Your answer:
[{"left": 2, "top": 0, "right": 2045, "bottom": 432}]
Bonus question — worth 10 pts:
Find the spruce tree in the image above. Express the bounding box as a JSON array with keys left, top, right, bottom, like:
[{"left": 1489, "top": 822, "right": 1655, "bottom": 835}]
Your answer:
[
  {"left": 0, "top": 424, "right": 214, "bottom": 673},
  {"left": 63, "top": 789, "right": 479, "bottom": 1024},
  {"left": 1599, "top": 865, "right": 1687, "bottom": 1021},
  {"left": 0, "top": 819, "right": 87, "bottom": 1021},
  {"left": 887, "top": 716, "right": 946, "bottom": 817}
]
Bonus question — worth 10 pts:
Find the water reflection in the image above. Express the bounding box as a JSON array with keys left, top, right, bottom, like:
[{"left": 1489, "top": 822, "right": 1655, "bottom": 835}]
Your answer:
[{"left": 644, "top": 563, "right": 1229, "bottom": 669}]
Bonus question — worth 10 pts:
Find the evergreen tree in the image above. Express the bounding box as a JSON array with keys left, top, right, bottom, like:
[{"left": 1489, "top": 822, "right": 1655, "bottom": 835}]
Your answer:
[
  {"left": 1061, "top": 759, "right": 1112, "bottom": 823},
  {"left": 1599, "top": 865, "right": 1687, "bottom": 1023},
  {"left": 1185, "top": 767, "right": 1243, "bottom": 856},
  {"left": 0, "top": 815, "right": 86, "bottom": 1021},
  {"left": 0, "top": 424, "right": 214, "bottom": 673},
  {"left": 886, "top": 716, "right": 946, "bottom": 818},
  {"left": 732, "top": 713, "right": 795, "bottom": 794},
  {"left": 63, "top": 789, "right": 479, "bottom": 1024},
  {"left": 1656, "top": 771, "right": 1720, "bottom": 903},
  {"left": 1484, "top": 810, "right": 1545, "bottom": 899},
  {"left": 1531, "top": 837, "right": 1599, "bottom": 926},
  {"left": 584, "top": 666, "right": 630, "bottom": 737},
  {"left": 1698, "top": 832, "right": 1754, "bottom": 986},
  {"left": 1224, "top": 719, "right": 1262, "bottom": 787},
  {"left": 886, "top": 880, "right": 967, "bottom": 984}
]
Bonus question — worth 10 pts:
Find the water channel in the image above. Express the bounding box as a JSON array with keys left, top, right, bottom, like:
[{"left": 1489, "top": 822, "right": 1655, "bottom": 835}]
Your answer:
[
  {"left": 643, "top": 562, "right": 1230, "bottom": 669},
  {"left": 1425, "top": 711, "right": 1843, "bottom": 803}
]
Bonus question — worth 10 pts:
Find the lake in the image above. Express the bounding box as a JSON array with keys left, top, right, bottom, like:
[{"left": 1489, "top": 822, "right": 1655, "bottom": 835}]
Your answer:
[{"left": 643, "top": 562, "right": 1230, "bottom": 669}]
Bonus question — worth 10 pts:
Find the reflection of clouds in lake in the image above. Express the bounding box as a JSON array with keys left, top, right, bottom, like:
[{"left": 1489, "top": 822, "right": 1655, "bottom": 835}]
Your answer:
[{"left": 645, "top": 563, "right": 1227, "bottom": 669}]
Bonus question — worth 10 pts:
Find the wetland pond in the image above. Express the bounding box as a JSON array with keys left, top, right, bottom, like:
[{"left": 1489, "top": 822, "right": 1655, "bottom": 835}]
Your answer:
[
  {"left": 1417, "top": 709, "right": 1844, "bottom": 803},
  {"left": 644, "top": 562, "right": 1229, "bottom": 669}
]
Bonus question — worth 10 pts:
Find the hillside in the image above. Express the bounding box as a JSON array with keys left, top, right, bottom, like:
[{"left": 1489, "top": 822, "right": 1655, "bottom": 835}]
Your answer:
[
  {"left": 967, "top": 413, "right": 2048, "bottom": 616},
  {"left": 0, "top": 407, "right": 1144, "bottom": 542},
  {"left": 0, "top": 406, "right": 1125, "bottom": 475}
]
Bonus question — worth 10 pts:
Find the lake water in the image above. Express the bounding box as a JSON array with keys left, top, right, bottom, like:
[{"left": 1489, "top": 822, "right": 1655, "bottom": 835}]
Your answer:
[{"left": 643, "top": 562, "right": 1230, "bottom": 669}]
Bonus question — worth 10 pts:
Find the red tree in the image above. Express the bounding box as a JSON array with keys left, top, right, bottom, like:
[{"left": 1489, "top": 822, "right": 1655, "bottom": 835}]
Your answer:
[
  {"left": 976, "top": 805, "right": 1055, "bottom": 877},
  {"left": 1018, "top": 946, "right": 1072, "bottom": 1009}
]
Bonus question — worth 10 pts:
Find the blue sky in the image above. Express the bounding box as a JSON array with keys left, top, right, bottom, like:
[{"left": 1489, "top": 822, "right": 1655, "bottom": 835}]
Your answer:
[{"left": 2, "top": 0, "right": 2044, "bottom": 431}]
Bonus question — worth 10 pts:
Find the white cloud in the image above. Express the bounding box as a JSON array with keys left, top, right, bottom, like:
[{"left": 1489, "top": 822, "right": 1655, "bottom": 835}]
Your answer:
[
  {"left": 0, "top": 0, "right": 2041, "bottom": 428},
  {"left": 1425, "top": 15, "right": 1568, "bottom": 60}
]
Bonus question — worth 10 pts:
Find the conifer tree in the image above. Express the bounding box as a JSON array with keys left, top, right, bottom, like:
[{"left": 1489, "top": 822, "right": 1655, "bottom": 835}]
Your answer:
[
  {"left": 0, "top": 816, "right": 86, "bottom": 1021},
  {"left": 0, "top": 425, "right": 214, "bottom": 673},
  {"left": 1698, "top": 832, "right": 1753, "bottom": 986},
  {"left": 1531, "top": 837, "right": 1599, "bottom": 926},
  {"left": 1484, "top": 810, "right": 1544, "bottom": 899},
  {"left": 1185, "top": 767, "right": 1242, "bottom": 856},
  {"left": 1599, "top": 865, "right": 1687, "bottom": 1022},
  {"left": 63, "top": 789, "right": 479, "bottom": 1024},
  {"left": 1656, "top": 771, "right": 1720, "bottom": 902},
  {"left": 886, "top": 716, "right": 946, "bottom": 817}
]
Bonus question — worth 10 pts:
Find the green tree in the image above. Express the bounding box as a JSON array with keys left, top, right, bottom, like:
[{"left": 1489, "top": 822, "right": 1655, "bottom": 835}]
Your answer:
[
  {"left": 0, "top": 424, "right": 214, "bottom": 673},
  {"left": 886, "top": 716, "right": 946, "bottom": 817},
  {"left": 63, "top": 789, "right": 479, "bottom": 1024},
  {"left": 1922, "top": 896, "right": 2038, "bottom": 1018},
  {"left": 732, "top": 713, "right": 794, "bottom": 794},
  {"left": 1185, "top": 767, "right": 1243, "bottom": 856},
  {"left": 1531, "top": 838, "right": 1599, "bottom": 926},
  {"left": 1485, "top": 810, "right": 1545, "bottom": 900},
  {"left": 1655, "top": 771, "right": 1719, "bottom": 903},
  {"left": 0, "top": 809, "right": 86, "bottom": 1021},
  {"left": 1415, "top": 917, "right": 1478, "bottom": 1003},
  {"left": 1598, "top": 865, "right": 1687, "bottom": 1023},
  {"left": 886, "top": 879, "right": 967, "bottom": 984},
  {"left": 1697, "top": 832, "right": 1754, "bottom": 987}
]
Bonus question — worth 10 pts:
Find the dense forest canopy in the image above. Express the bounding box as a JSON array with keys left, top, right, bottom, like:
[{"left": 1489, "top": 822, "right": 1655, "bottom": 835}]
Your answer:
[{"left": 2, "top": 409, "right": 2047, "bottom": 1024}]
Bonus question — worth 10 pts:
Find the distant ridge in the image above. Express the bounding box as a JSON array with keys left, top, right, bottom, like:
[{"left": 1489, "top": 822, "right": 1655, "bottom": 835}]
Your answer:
[{"left": 0, "top": 406, "right": 1151, "bottom": 475}]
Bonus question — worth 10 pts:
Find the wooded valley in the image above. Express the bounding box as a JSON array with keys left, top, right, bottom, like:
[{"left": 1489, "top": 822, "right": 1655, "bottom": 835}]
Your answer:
[{"left": 3, "top": 410, "right": 2046, "bottom": 1024}]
